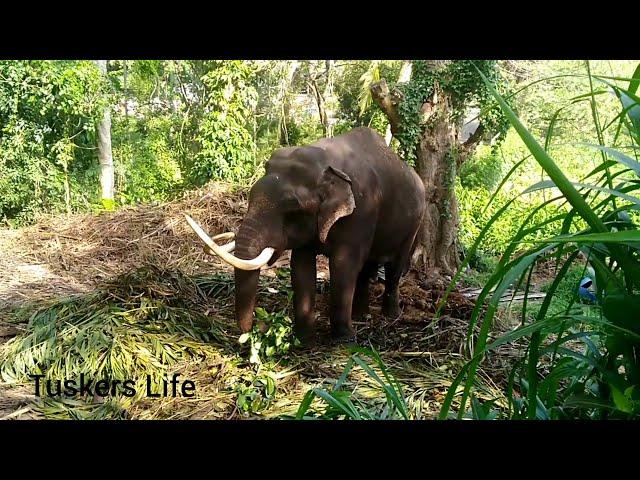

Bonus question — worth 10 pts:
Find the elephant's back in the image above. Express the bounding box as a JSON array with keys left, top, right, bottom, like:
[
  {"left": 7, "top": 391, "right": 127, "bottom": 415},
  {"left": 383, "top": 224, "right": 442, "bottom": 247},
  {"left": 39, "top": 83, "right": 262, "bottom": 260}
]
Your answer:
[
  {"left": 338, "top": 128, "right": 423, "bottom": 206},
  {"left": 313, "top": 127, "right": 414, "bottom": 182},
  {"left": 314, "top": 127, "right": 424, "bottom": 207},
  {"left": 316, "top": 128, "right": 425, "bottom": 256}
]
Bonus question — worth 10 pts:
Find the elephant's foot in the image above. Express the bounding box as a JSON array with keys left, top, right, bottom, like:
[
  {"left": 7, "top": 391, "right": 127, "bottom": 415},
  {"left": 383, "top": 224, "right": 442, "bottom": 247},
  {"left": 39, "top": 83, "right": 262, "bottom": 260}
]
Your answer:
[
  {"left": 382, "top": 298, "right": 401, "bottom": 319},
  {"left": 352, "top": 301, "right": 370, "bottom": 320},
  {"left": 293, "top": 321, "right": 316, "bottom": 345},
  {"left": 330, "top": 323, "right": 356, "bottom": 343}
]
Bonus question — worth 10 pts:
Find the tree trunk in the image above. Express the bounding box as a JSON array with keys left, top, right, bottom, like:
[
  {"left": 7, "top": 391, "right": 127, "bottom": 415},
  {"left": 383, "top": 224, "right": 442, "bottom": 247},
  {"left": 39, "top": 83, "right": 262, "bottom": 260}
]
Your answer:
[
  {"left": 95, "top": 60, "right": 114, "bottom": 207},
  {"left": 371, "top": 61, "right": 485, "bottom": 277},
  {"left": 279, "top": 61, "right": 300, "bottom": 146},
  {"left": 310, "top": 78, "right": 329, "bottom": 137},
  {"left": 414, "top": 84, "right": 461, "bottom": 275},
  {"left": 385, "top": 61, "right": 413, "bottom": 146},
  {"left": 308, "top": 60, "right": 334, "bottom": 138},
  {"left": 323, "top": 60, "right": 335, "bottom": 138}
]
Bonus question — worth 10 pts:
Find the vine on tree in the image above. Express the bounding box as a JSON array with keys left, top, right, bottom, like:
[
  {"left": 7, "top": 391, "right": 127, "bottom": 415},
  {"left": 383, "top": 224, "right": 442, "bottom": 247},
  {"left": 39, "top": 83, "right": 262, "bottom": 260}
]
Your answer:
[{"left": 393, "top": 60, "right": 513, "bottom": 165}]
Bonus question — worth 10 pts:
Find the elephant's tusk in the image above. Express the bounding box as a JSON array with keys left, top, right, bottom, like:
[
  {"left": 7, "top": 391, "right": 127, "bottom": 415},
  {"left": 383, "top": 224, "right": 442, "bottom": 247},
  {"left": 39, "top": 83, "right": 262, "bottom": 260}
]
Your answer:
[
  {"left": 204, "top": 232, "right": 235, "bottom": 255},
  {"left": 184, "top": 215, "right": 274, "bottom": 271}
]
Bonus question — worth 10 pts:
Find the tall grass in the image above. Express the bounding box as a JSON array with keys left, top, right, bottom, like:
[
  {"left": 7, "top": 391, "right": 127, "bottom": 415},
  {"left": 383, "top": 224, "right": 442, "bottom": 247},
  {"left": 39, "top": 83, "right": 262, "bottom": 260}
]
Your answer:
[
  {"left": 293, "top": 346, "right": 410, "bottom": 420},
  {"left": 439, "top": 62, "right": 640, "bottom": 420}
]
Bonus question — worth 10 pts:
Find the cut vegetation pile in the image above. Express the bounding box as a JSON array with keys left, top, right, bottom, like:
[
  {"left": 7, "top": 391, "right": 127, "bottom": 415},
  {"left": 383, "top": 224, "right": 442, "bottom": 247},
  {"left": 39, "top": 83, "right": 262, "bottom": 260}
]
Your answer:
[
  {"left": 0, "top": 182, "right": 247, "bottom": 310},
  {"left": 0, "top": 182, "right": 523, "bottom": 420}
]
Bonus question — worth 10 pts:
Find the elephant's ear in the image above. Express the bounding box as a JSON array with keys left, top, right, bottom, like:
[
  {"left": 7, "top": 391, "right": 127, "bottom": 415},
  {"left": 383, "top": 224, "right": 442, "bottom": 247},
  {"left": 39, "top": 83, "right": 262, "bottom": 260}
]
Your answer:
[{"left": 318, "top": 166, "right": 355, "bottom": 243}]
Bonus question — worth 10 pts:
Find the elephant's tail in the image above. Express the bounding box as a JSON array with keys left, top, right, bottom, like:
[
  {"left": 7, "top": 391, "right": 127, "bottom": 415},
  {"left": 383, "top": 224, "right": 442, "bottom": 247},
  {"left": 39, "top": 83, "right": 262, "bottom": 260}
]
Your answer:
[{"left": 403, "top": 232, "right": 422, "bottom": 276}]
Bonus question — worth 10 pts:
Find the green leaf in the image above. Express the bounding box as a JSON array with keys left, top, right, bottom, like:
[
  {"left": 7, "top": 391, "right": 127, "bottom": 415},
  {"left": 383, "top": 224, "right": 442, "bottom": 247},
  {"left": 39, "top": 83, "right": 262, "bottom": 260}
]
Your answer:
[
  {"left": 614, "top": 86, "right": 640, "bottom": 137},
  {"left": 266, "top": 376, "right": 276, "bottom": 396},
  {"left": 579, "top": 144, "right": 640, "bottom": 178},
  {"left": 629, "top": 62, "right": 640, "bottom": 96},
  {"left": 313, "top": 389, "right": 361, "bottom": 420},
  {"left": 238, "top": 333, "right": 250, "bottom": 344},
  {"left": 564, "top": 394, "right": 616, "bottom": 411},
  {"left": 474, "top": 65, "right": 608, "bottom": 233},
  {"left": 535, "top": 230, "right": 640, "bottom": 244},
  {"left": 611, "top": 385, "right": 633, "bottom": 413},
  {"left": 524, "top": 179, "right": 640, "bottom": 207},
  {"left": 602, "top": 294, "right": 640, "bottom": 333},
  {"left": 295, "top": 390, "right": 317, "bottom": 419}
]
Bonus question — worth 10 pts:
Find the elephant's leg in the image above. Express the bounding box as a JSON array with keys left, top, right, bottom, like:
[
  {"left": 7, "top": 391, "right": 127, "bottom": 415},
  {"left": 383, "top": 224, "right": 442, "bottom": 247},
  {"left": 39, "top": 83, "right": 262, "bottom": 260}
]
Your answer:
[
  {"left": 382, "top": 234, "right": 416, "bottom": 319},
  {"left": 353, "top": 261, "right": 378, "bottom": 319},
  {"left": 328, "top": 248, "right": 364, "bottom": 339},
  {"left": 382, "top": 261, "right": 402, "bottom": 319},
  {"left": 291, "top": 247, "right": 317, "bottom": 340}
]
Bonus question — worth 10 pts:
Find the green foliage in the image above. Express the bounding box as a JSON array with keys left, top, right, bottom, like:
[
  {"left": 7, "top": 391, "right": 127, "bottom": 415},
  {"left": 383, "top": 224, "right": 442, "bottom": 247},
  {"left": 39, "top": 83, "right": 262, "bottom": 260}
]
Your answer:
[
  {"left": 294, "top": 346, "right": 409, "bottom": 420},
  {"left": 457, "top": 182, "right": 563, "bottom": 256},
  {"left": 460, "top": 253, "right": 499, "bottom": 289},
  {"left": 4, "top": 59, "right": 638, "bottom": 230},
  {"left": 439, "top": 63, "right": 640, "bottom": 420},
  {"left": 0, "top": 60, "right": 271, "bottom": 225},
  {"left": 394, "top": 60, "right": 512, "bottom": 165},
  {"left": 234, "top": 370, "right": 278, "bottom": 414},
  {"left": 459, "top": 145, "right": 505, "bottom": 190},
  {"left": 186, "top": 61, "right": 258, "bottom": 186},
  {"left": 334, "top": 60, "right": 401, "bottom": 135},
  {"left": 112, "top": 115, "right": 183, "bottom": 205},
  {"left": 238, "top": 307, "right": 300, "bottom": 366},
  {"left": 282, "top": 118, "right": 325, "bottom": 147},
  {"left": 101, "top": 198, "right": 116, "bottom": 211},
  {"left": 0, "top": 60, "right": 106, "bottom": 225},
  {"left": 0, "top": 267, "right": 230, "bottom": 418},
  {"left": 461, "top": 396, "right": 500, "bottom": 420}
]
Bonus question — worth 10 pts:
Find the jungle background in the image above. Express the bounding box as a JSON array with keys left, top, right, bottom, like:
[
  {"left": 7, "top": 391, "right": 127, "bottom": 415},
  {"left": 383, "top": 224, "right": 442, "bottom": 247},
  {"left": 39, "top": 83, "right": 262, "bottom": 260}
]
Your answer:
[{"left": 1, "top": 60, "right": 639, "bottom": 420}]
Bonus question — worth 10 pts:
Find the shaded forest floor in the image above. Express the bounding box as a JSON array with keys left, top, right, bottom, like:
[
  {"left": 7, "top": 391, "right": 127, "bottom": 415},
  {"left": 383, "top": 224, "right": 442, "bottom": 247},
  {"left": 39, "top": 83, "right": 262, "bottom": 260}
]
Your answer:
[{"left": 0, "top": 182, "right": 533, "bottom": 420}]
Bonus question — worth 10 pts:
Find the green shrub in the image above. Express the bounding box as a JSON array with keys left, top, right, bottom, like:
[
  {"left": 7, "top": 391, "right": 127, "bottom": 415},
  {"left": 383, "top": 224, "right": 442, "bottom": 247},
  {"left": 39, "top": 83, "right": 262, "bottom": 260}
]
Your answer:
[
  {"left": 440, "top": 62, "right": 640, "bottom": 420},
  {"left": 187, "top": 61, "right": 258, "bottom": 186},
  {"left": 238, "top": 308, "right": 300, "bottom": 366},
  {"left": 113, "top": 115, "right": 183, "bottom": 205},
  {"left": 459, "top": 145, "right": 505, "bottom": 190},
  {"left": 0, "top": 60, "right": 106, "bottom": 225}
]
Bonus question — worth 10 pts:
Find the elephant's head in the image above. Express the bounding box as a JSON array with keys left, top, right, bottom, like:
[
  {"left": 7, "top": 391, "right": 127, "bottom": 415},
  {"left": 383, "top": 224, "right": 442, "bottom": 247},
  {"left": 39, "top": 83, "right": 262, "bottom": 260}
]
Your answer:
[{"left": 185, "top": 146, "right": 355, "bottom": 332}]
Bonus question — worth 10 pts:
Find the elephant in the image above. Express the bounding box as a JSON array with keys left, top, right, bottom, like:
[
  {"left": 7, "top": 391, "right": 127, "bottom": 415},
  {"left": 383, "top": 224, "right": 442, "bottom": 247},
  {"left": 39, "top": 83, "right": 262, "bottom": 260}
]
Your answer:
[{"left": 185, "top": 127, "right": 426, "bottom": 341}]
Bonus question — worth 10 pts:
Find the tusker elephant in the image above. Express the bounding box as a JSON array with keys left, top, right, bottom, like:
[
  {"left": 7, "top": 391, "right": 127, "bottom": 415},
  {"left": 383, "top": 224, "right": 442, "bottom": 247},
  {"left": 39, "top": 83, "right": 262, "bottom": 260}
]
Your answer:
[{"left": 185, "top": 127, "right": 426, "bottom": 341}]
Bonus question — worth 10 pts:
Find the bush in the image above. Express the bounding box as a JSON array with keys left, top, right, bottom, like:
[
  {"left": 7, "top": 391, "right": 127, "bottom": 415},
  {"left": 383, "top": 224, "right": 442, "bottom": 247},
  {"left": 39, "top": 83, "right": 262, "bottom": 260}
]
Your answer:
[
  {"left": 440, "top": 63, "right": 640, "bottom": 420},
  {"left": 0, "top": 61, "right": 106, "bottom": 225},
  {"left": 459, "top": 145, "right": 505, "bottom": 190},
  {"left": 112, "top": 115, "right": 183, "bottom": 205},
  {"left": 187, "top": 61, "right": 258, "bottom": 186},
  {"left": 457, "top": 182, "right": 563, "bottom": 255}
]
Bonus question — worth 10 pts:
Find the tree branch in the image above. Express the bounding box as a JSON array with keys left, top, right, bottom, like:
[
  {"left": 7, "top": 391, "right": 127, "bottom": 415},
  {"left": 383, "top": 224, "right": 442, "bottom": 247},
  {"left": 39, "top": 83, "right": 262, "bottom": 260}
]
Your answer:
[
  {"left": 370, "top": 79, "right": 402, "bottom": 135},
  {"left": 458, "top": 122, "right": 486, "bottom": 165},
  {"left": 462, "top": 122, "right": 485, "bottom": 149}
]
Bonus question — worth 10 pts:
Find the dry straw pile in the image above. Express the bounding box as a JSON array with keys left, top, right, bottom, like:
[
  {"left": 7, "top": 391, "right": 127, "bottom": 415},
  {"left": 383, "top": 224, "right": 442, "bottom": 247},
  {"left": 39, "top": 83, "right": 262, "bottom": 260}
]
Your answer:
[
  {"left": 0, "top": 182, "right": 520, "bottom": 420},
  {"left": 1, "top": 182, "right": 247, "bottom": 309}
]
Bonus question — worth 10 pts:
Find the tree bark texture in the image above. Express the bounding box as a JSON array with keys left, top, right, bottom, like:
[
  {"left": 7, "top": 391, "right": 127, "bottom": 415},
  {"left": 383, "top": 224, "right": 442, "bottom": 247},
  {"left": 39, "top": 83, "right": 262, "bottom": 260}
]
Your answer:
[
  {"left": 94, "top": 60, "right": 115, "bottom": 203},
  {"left": 371, "top": 61, "right": 486, "bottom": 276},
  {"left": 279, "top": 61, "right": 300, "bottom": 146},
  {"left": 414, "top": 84, "right": 461, "bottom": 274}
]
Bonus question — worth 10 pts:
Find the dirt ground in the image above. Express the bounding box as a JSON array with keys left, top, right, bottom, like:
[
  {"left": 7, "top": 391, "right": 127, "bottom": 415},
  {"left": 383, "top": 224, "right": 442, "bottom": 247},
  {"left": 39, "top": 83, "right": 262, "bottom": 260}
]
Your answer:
[{"left": 0, "top": 182, "right": 523, "bottom": 420}]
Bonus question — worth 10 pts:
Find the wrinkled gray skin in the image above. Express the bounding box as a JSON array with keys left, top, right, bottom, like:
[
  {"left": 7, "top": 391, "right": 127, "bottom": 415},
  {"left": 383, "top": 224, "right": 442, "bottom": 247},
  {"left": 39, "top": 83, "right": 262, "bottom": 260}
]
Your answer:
[{"left": 233, "top": 127, "right": 425, "bottom": 341}]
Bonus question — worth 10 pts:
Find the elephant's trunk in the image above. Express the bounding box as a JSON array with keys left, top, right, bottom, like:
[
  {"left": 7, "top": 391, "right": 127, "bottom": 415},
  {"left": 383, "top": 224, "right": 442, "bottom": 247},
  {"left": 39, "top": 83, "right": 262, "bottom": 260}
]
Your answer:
[
  {"left": 233, "top": 221, "right": 265, "bottom": 332},
  {"left": 234, "top": 268, "right": 260, "bottom": 332},
  {"left": 186, "top": 212, "right": 281, "bottom": 333}
]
